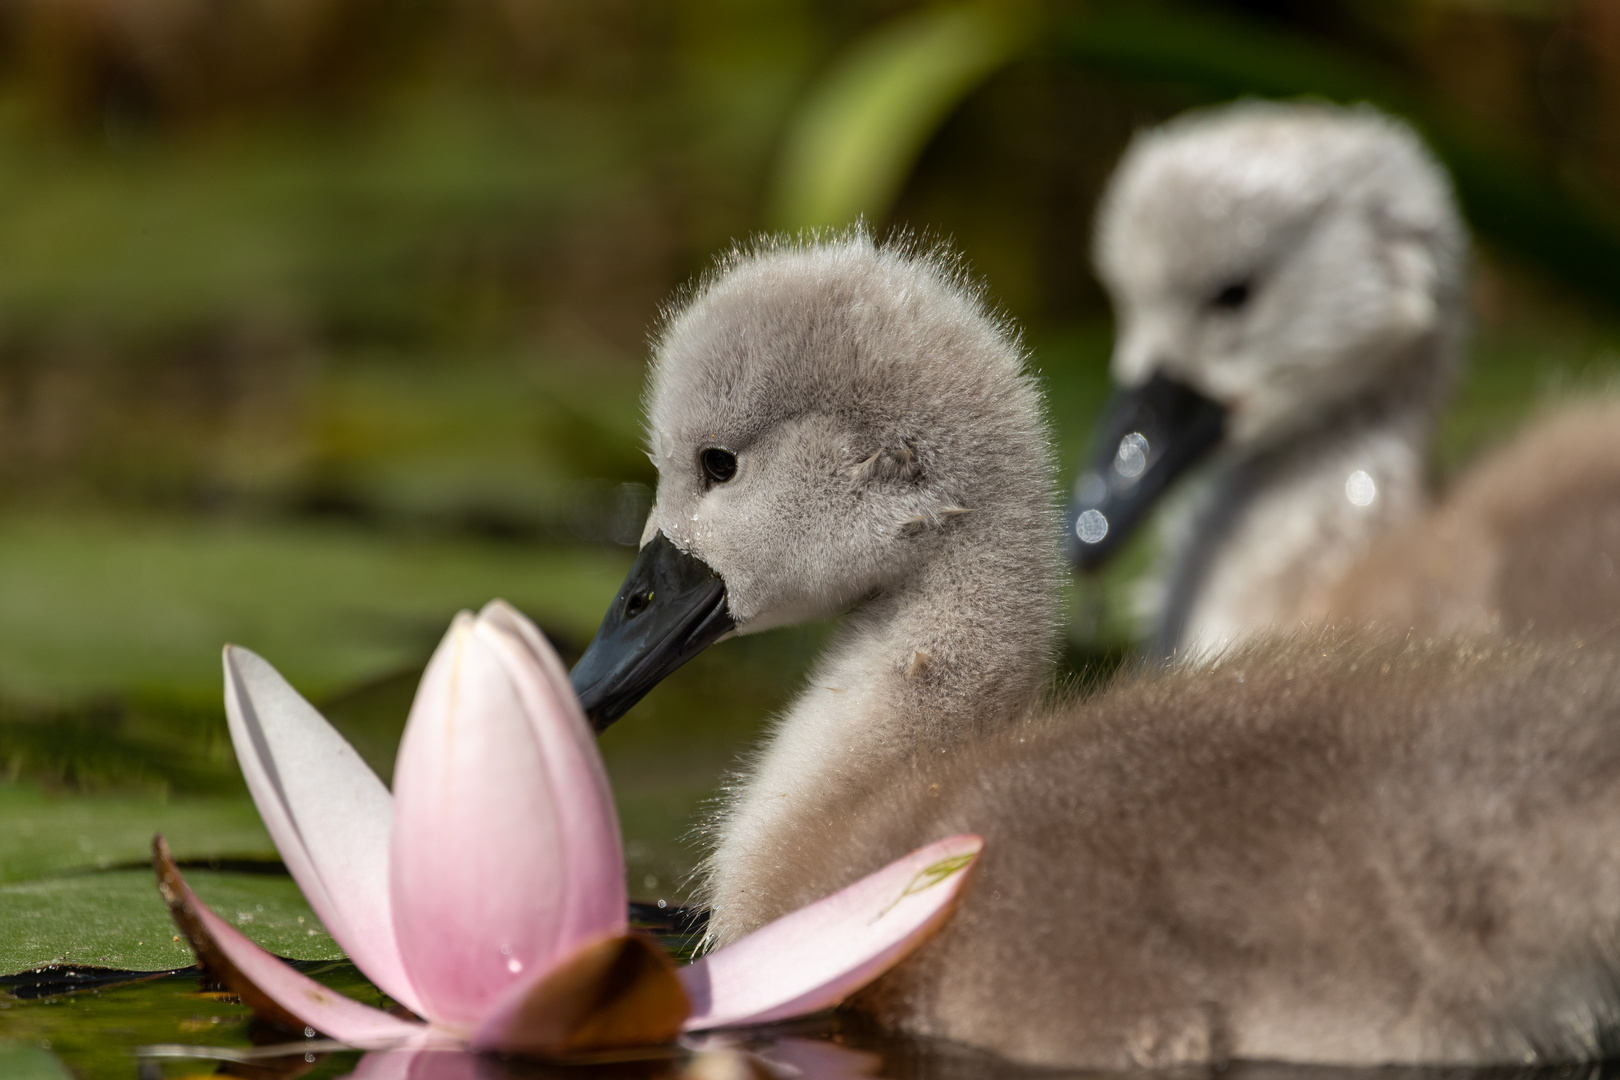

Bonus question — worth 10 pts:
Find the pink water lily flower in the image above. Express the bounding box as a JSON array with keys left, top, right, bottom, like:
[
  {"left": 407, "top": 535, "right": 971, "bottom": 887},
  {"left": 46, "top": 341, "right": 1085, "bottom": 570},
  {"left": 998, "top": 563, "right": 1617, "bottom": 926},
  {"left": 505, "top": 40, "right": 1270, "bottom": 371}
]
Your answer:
[{"left": 155, "top": 600, "right": 981, "bottom": 1056}]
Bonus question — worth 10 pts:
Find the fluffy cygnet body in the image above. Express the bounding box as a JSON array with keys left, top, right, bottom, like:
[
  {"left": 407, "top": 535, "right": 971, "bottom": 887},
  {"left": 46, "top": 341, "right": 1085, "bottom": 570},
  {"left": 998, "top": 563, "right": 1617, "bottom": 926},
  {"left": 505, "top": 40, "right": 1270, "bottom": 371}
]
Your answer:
[
  {"left": 570, "top": 234, "right": 1620, "bottom": 1069},
  {"left": 741, "top": 632, "right": 1620, "bottom": 1069},
  {"left": 1075, "top": 101, "right": 1619, "bottom": 656},
  {"left": 1326, "top": 400, "right": 1620, "bottom": 640}
]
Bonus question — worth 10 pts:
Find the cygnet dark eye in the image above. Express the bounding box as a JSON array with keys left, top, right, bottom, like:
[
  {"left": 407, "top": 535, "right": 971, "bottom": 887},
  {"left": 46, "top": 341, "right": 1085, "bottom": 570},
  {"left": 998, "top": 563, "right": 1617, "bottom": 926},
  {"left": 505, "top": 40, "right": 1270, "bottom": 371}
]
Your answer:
[
  {"left": 1210, "top": 280, "right": 1252, "bottom": 310},
  {"left": 701, "top": 447, "right": 737, "bottom": 485}
]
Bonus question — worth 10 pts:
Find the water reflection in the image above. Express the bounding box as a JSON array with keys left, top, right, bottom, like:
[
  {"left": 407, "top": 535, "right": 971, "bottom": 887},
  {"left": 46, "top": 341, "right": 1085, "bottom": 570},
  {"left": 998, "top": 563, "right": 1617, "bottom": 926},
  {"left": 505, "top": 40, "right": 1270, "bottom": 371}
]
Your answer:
[
  {"left": 1066, "top": 372, "right": 1227, "bottom": 571},
  {"left": 24, "top": 964, "right": 1620, "bottom": 1080},
  {"left": 344, "top": 1045, "right": 677, "bottom": 1080},
  {"left": 1114, "top": 433, "right": 1150, "bottom": 482},
  {"left": 336, "top": 1035, "right": 881, "bottom": 1080},
  {"left": 136, "top": 1028, "right": 885, "bottom": 1080},
  {"left": 1075, "top": 508, "right": 1109, "bottom": 545},
  {"left": 1345, "top": 470, "right": 1377, "bottom": 507},
  {"left": 158, "top": 1034, "right": 1620, "bottom": 1080}
]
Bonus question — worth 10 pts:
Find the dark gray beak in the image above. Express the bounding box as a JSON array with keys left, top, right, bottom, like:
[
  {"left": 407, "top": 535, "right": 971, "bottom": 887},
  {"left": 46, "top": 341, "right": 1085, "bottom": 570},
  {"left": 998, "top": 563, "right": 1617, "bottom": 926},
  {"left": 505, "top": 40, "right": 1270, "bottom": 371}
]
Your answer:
[
  {"left": 569, "top": 531, "right": 735, "bottom": 732},
  {"left": 1067, "top": 371, "right": 1227, "bottom": 571}
]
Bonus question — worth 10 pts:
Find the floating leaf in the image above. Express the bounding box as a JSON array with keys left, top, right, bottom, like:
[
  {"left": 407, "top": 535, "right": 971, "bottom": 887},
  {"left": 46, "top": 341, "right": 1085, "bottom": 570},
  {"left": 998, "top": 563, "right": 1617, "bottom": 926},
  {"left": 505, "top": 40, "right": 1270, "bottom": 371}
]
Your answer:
[
  {"left": 0, "top": 1044, "right": 72, "bottom": 1080},
  {"left": 0, "top": 865, "right": 337, "bottom": 975}
]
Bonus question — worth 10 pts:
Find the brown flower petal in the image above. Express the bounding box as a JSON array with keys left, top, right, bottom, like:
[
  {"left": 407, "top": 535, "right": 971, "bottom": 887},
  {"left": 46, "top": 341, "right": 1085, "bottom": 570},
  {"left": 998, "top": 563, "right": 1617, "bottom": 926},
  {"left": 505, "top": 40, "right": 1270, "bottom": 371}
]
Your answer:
[
  {"left": 474, "top": 932, "right": 690, "bottom": 1056},
  {"left": 152, "top": 833, "right": 306, "bottom": 1033}
]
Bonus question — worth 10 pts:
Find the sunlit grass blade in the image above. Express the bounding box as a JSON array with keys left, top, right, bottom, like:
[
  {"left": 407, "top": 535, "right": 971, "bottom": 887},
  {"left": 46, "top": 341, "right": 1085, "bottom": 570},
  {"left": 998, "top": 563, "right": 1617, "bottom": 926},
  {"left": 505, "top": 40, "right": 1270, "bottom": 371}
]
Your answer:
[{"left": 769, "top": 3, "right": 1033, "bottom": 230}]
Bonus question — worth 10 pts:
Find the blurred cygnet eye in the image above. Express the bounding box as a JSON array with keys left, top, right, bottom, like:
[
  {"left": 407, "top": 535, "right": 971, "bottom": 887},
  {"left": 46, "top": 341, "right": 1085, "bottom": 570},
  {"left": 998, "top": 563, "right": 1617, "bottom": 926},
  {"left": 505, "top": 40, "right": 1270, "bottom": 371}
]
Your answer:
[
  {"left": 701, "top": 447, "right": 738, "bottom": 484},
  {"left": 1210, "top": 280, "right": 1253, "bottom": 310}
]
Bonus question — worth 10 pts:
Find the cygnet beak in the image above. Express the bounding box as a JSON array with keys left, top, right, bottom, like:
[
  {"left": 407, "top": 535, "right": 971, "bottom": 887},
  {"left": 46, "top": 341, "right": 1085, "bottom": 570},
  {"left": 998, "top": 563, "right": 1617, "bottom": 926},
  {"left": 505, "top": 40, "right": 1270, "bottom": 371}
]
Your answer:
[
  {"left": 570, "top": 531, "right": 735, "bottom": 732},
  {"left": 1068, "top": 371, "right": 1227, "bottom": 571}
]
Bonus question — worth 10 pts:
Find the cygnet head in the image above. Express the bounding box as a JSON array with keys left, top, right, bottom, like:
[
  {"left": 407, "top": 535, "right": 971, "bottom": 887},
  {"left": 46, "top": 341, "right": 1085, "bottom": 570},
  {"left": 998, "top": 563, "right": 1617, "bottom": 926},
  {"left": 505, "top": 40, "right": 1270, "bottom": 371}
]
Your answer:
[
  {"left": 1071, "top": 101, "right": 1467, "bottom": 567},
  {"left": 571, "top": 232, "right": 1055, "bottom": 728}
]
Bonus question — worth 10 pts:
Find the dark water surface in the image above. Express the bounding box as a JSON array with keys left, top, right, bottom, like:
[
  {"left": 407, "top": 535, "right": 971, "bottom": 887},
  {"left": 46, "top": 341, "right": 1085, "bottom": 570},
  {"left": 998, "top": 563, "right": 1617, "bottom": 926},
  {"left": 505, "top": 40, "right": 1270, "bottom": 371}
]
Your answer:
[
  {"left": 7, "top": 955, "right": 1620, "bottom": 1080},
  {"left": 0, "top": 953, "right": 1005, "bottom": 1080}
]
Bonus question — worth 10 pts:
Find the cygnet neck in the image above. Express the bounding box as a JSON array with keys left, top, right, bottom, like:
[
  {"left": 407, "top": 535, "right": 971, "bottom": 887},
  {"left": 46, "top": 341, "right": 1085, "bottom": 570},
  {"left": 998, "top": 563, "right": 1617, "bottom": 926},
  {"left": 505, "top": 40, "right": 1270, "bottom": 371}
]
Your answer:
[
  {"left": 703, "top": 495, "right": 1060, "bottom": 938},
  {"left": 1155, "top": 348, "right": 1447, "bottom": 659}
]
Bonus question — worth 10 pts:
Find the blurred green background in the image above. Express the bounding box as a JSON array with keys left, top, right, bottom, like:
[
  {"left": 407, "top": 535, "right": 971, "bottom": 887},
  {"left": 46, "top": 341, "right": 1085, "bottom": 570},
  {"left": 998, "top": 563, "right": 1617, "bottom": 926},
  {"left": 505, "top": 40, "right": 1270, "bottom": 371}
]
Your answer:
[{"left": 3, "top": 0, "right": 1620, "bottom": 1002}]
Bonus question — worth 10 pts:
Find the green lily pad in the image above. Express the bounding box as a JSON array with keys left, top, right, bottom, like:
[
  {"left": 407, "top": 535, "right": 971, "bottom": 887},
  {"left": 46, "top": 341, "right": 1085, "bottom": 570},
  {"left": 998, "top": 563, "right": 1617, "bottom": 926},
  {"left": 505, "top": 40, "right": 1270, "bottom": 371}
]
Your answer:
[
  {"left": 0, "top": 782, "right": 334, "bottom": 976},
  {"left": 0, "top": 784, "right": 271, "bottom": 885},
  {"left": 0, "top": 1044, "right": 72, "bottom": 1080},
  {"left": 0, "top": 868, "right": 339, "bottom": 974}
]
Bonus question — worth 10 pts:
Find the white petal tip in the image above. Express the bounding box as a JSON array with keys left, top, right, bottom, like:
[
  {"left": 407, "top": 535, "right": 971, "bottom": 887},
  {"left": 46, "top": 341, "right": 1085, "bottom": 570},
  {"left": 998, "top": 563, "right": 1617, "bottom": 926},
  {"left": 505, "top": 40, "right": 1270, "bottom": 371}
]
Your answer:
[{"left": 477, "top": 598, "right": 521, "bottom": 621}]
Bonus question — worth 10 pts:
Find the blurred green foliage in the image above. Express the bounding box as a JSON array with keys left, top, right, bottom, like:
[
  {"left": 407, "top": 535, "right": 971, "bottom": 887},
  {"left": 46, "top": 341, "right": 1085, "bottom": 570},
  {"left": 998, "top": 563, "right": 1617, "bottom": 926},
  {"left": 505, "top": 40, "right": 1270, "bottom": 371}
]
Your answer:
[
  {"left": 0, "top": 0, "right": 1610, "bottom": 527},
  {"left": 0, "top": 515, "right": 631, "bottom": 707},
  {"left": 770, "top": 3, "right": 1034, "bottom": 229},
  {"left": 1053, "top": 2, "right": 1620, "bottom": 306}
]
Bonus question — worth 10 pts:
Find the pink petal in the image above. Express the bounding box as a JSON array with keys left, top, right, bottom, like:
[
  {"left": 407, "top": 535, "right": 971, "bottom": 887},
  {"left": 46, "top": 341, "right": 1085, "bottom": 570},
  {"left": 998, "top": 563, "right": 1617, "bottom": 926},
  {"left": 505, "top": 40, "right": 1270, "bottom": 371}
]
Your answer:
[
  {"left": 158, "top": 843, "right": 429, "bottom": 1050},
  {"left": 755, "top": 1037, "right": 885, "bottom": 1079},
  {"left": 683, "top": 1033, "right": 884, "bottom": 1080},
  {"left": 475, "top": 601, "right": 626, "bottom": 952},
  {"left": 391, "top": 608, "right": 627, "bottom": 1029},
  {"left": 343, "top": 1048, "right": 481, "bottom": 1080},
  {"left": 341, "top": 1051, "right": 419, "bottom": 1080},
  {"left": 679, "top": 834, "right": 983, "bottom": 1030},
  {"left": 223, "top": 646, "right": 424, "bottom": 1016}
]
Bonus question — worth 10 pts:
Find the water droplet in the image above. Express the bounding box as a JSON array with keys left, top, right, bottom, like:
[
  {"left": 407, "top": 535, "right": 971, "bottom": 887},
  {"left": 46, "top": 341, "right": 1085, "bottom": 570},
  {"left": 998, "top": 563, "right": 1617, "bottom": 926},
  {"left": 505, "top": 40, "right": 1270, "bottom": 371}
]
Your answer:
[
  {"left": 1076, "top": 509, "right": 1109, "bottom": 544},
  {"left": 1115, "top": 433, "right": 1149, "bottom": 480},
  {"left": 1345, "top": 470, "right": 1376, "bottom": 507}
]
